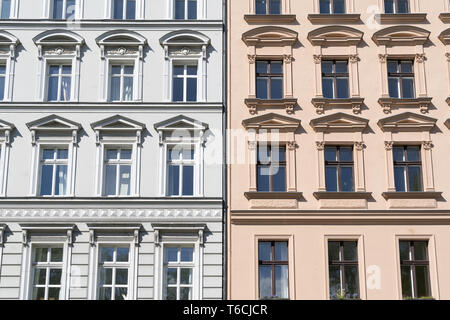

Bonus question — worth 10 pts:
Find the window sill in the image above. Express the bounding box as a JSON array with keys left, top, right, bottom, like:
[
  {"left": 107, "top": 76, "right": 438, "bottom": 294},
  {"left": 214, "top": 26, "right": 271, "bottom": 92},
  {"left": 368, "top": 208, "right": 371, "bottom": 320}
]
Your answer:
[
  {"left": 313, "top": 192, "right": 371, "bottom": 209},
  {"left": 382, "top": 191, "right": 442, "bottom": 209},
  {"left": 245, "top": 192, "right": 302, "bottom": 209},
  {"left": 244, "top": 98, "right": 298, "bottom": 115},
  {"left": 244, "top": 191, "right": 303, "bottom": 200},
  {"left": 439, "top": 13, "right": 450, "bottom": 23},
  {"left": 377, "top": 13, "right": 427, "bottom": 23},
  {"left": 244, "top": 14, "right": 297, "bottom": 23},
  {"left": 378, "top": 97, "right": 432, "bottom": 114},
  {"left": 382, "top": 191, "right": 442, "bottom": 200},
  {"left": 311, "top": 97, "right": 364, "bottom": 115},
  {"left": 307, "top": 14, "right": 361, "bottom": 24},
  {"left": 313, "top": 192, "right": 372, "bottom": 200}
]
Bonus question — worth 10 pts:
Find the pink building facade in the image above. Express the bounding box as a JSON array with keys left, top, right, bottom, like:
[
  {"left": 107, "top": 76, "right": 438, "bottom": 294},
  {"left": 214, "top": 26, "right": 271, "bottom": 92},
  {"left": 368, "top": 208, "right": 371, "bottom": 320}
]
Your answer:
[{"left": 227, "top": 0, "right": 450, "bottom": 300}]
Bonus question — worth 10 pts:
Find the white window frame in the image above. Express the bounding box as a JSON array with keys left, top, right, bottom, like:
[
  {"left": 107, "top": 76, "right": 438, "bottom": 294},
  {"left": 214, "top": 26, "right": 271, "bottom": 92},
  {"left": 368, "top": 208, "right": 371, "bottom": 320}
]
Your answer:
[
  {"left": 19, "top": 224, "right": 74, "bottom": 300},
  {"left": 168, "top": 0, "right": 205, "bottom": 19},
  {"left": 165, "top": 142, "right": 197, "bottom": 197},
  {"left": 105, "top": 0, "right": 144, "bottom": 19},
  {"left": 45, "top": 63, "right": 73, "bottom": 102},
  {"left": 43, "top": 0, "right": 84, "bottom": 19},
  {"left": 171, "top": 62, "right": 199, "bottom": 102},
  {"left": 87, "top": 224, "right": 140, "bottom": 300},
  {"left": 0, "top": 0, "right": 18, "bottom": 19},
  {"left": 0, "top": 119, "right": 13, "bottom": 197},
  {"left": 102, "top": 147, "right": 133, "bottom": 197},
  {"left": 378, "top": 0, "right": 419, "bottom": 13},
  {"left": 37, "top": 147, "right": 70, "bottom": 197},
  {"left": 0, "top": 31, "right": 19, "bottom": 101},
  {"left": 153, "top": 223, "right": 205, "bottom": 300},
  {"left": 108, "top": 62, "right": 135, "bottom": 102},
  {"left": 314, "top": 0, "right": 355, "bottom": 14}
]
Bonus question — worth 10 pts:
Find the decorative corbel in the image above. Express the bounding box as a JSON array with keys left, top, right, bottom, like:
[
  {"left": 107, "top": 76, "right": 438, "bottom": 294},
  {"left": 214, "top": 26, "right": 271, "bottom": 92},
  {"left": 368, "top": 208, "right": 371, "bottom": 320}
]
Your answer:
[
  {"left": 422, "top": 141, "right": 433, "bottom": 150},
  {"left": 415, "top": 53, "right": 426, "bottom": 63},
  {"left": 37, "top": 45, "right": 43, "bottom": 60},
  {"left": 164, "top": 45, "right": 169, "bottom": 60},
  {"left": 314, "top": 101, "right": 325, "bottom": 115},
  {"left": 349, "top": 54, "right": 359, "bottom": 64},
  {"left": 419, "top": 103, "right": 429, "bottom": 114},
  {"left": 313, "top": 54, "right": 322, "bottom": 64},
  {"left": 202, "top": 44, "right": 207, "bottom": 60},
  {"left": 154, "top": 229, "right": 160, "bottom": 246},
  {"left": 198, "top": 229, "right": 204, "bottom": 246},
  {"left": 378, "top": 54, "right": 387, "bottom": 63},
  {"left": 315, "top": 141, "right": 325, "bottom": 151},
  {"left": 158, "top": 130, "right": 163, "bottom": 146},
  {"left": 139, "top": 45, "right": 144, "bottom": 60},
  {"left": 136, "top": 130, "right": 142, "bottom": 146},
  {"left": 247, "top": 54, "right": 256, "bottom": 64},
  {"left": 446, "top": 52, "right": 450, "bottom": 62},
  {"left": 9, "top": 44, "right": 15, "bottom": 59},
  {"left": 5, "top": 129, "right": 10, "bottom": 145},
  {"left": 352, "top": 101, "right": 363, "bottom": 114},
  {"left": 287, "top": 141, "right": 296, "bottom": 150},
  {"left": 100, "top": 44, "right": 105, "bottom": 60},
  {"left": 72, "top": 130, "right": 77, "bottom": 145},
  {"left": 76, "top": 44, "right": 81, "bottom": 60},
  {"left": 67, "top": 229, "right": 73, "bottom": 246},
  {"left": 283, "top": 54, "right": 293, "bottom": 64},
  {"left": 22, "top": 230, "right": 28, "bottom": 246},
  {"left": 134, "top": 229, "right": 140, "bottom": 245},
  {"left": 31, "top": 130, "right": 36, "bottom": 146},
  {"left": 89, "top": 229, "right": 95, "bottom": 246},
  {"left": 384, "top": 141, "right": 394, "bottom": 151},
  {"left": 95, "top": 130, "right": 100, "bottom": 146},
  {"left": 285, "top": 103, "right": 295, "bottom": 115},
  {"left": 0, "top": 226, "right": 4, "bottom": 246},
  {"left": 354, "top": 141, "right": 365, "bottom": 151},
  {"left": 248, "top": 141, "right": 257, "bottom": 150}
]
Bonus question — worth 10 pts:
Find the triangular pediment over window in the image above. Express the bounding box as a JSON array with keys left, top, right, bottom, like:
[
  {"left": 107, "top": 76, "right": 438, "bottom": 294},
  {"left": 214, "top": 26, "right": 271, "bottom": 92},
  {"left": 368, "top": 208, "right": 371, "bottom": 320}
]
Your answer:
[
  {"left": 154, "top": 115, "right": 208, "bottom": 132},
  {"left": 91, "top": 115, "right": 146, "bottom": 132},
  {"left": 308, "top": 26, "right": 363, "bottom": 46},
  {"left": 0, "top": 119, "right": 15, "bottom": 131},
  {"left": 377, "top": 112, "right": 437, "bottom": 132},
  {"left": 372, "top": 26, "right": 430, "bottom": 46},
  {"left": 27, "top": 115, "right": 81, "bottom": 132},
  {"left": 310, "top": 113, "right": 368, "bottom": 132},
  {"left": 242, "top": 27, "right": 298, "bottom": 46},
  {"left": 439, "top": 28, "right": 450, "bottom": 45},
  {"left": 242, "top": 113, "right": 301, "bottom": 132}
]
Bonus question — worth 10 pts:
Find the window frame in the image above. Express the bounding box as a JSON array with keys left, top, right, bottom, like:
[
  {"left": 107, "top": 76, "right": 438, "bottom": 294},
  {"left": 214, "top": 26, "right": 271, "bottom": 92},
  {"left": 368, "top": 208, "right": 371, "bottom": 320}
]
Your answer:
[
  {"left": 319, "top": 0, "right": 346, "bottom": 14},
  {"left": 38, "top": 147, "right": 70, "bottom": 197},
  {"left": 50, "top": 0, "right": 76, "bottom": 20},
  {"left": 324, "top": 145, "right": 355, "bottom": 192},
  {"left": 170, "top": 0, "right": 205, "bottom": 19},
  {"left": 0, "top": 0, "right": 14, "bottom": 19},
  {"left": 387, "top": 60, "right": 415, "bottom": 99},
  {"left": 321, "top": 60, "right": 350, "bottom": 99},
  {"left": 255, "top": 60, "right": 284, "bottom": 100},
  {"left": 171, "top": 62, "right": 199, "bottom": 102},
  {"left": 108, "top": 63, "right": 135, "bottom": 102},
  {"left": 166, "top": 143, "right": 196, "bottom": 197},
  {"left": 46, "top": 63, "right": 73, "bottom": 102},
  {"left": 112, "top": 0, "right": 137, "bottom": 20},
  {"left": 384, "top": 0, "right": 410, "bottom": 14},
  {"left": 174, "top": 0, "right": 198, "bottom": 20},
  {"left": 392, "top": 145, "right": 423, "bottom": 192},
  {"left": 258, "top": 240, "right": 289, "bottom": 300},
  {"left": 102, "top": 147, "right": 133, "bottom": 197},
  {"left": 0, "top": 121, "right": 13, "bottom": 197},
  {"left": 255, "top": 0, "right": 282, "bottom": 15},
  {"left": 256, "top": 144, "right": 287, "bottom": 192}
]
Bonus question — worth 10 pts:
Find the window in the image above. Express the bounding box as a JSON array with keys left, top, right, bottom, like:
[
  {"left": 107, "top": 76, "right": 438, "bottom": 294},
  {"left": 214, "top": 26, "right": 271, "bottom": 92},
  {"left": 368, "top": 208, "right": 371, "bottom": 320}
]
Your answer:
[
  {"left": 110, "top": 64, "right": 134, "bottom": 102},
  {"left": 112, "top": 0, "right": 136, "bottom": 19},
  {"left": 258, "top": 241, "right": 289, "bottom": 300},
  {"left": 388, "top": 60, "right": 415, "bottom": 99},
  {"left": 325, "top": 146, "right": 354, "bottom": 192},
  {"left": 31, "top": 246, "right": 64, "bottom": 300},
  {"left": 51, "top": 0, "right": 75, "bottom": 19},
  {"left": 319, "top": 0, "right": 346, "bottom": 14},
  {"left": 174, "top": 0, "right": 197, "bottom": 19},
  {"left": 98, "top": 246, "right": 130, "bottom": 300},
  {"left": 256, "top": 61, "right": 283, "bottom": 100},
  {"left": 328, "top": 241, "right": 359, "bottom": 300},
  {"left": 0, "top": 0, "right": 11, "bottom": 19},
  {"left": 384, "top": 0, "right": 410, "bottom": 14},
  {"left": 393, "top": 146, "right": 423, "bottom": 192},
  {"left": 39, "top": 148, "right": 68, "bottom": 197},
  {"left": 322, "top": 60, "right": 349, "bottom": 99},
  {"left": 163, "top": 246, "right": 195, "bottom": 300},
  {"left": 104, "top": 148, "right": 132, "bottom": 197},
  {"left": 255, "top": 0, "right": 281, "bottom": 15},
  {"left": 167, "top": 146, "right": 194, "bottom": 197},
  {"left": 0, "top": 64, "right": 6, "bottom": 101},
  {"left": 257, "top": 145, "right": 286, "bottom": 192},
  {"left": 399, "top": 241, "right": 431, "bottom": 299},
  {"left": 47, "top": 65, "right": 71, "bottom": 102},
  {"left": 172, "top": 64, "right": 197, "bottom": 102}
]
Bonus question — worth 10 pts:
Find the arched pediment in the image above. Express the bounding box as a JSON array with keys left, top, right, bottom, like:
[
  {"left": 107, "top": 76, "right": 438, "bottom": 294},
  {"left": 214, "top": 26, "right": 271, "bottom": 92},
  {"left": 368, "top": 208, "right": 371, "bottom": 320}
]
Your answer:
[
  {"left": 242, "top": 27, "right": 298, "bottom": 46},
  {"left": 96, "top": 30, "right": 147, "bottom": 46},
  {"left": 377, "top": 112, "right": 437, "bottom": 132},
  {"left": 372, "top": 26, "right": 430, "bottom": 46},
  {"left": 439, "top": 28, "right": 450, "bottom": 45},
  {"left": 91, "top": 115, "right": 146, "bottom": 131},
  {"left": 242, "top": 113, "right": 301, "bottom": 132},
  {"left": 0, "top": 31, "right": 19, "bottom": 46},
  {"left": 159, "top": 30, "right": 210, "bottom": 47},
  {"left": 154, "top": 115, "right": 208, "bottom": 132},
  {"left": 33, "top": 29, "right": 85, "bottom": 46},
  {"left": 308, "top": 26, "right": 363, "bottom": 46},
  {"left": 310, "top": 113, "right": 368, "bottom": 132}
]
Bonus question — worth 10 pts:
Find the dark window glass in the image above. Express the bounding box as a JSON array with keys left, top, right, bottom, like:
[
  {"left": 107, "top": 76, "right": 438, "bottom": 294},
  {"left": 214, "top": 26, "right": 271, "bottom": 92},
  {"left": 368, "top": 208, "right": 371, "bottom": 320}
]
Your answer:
[
  {"left": 320, "top": 0, "right": 345, "bottom": 14},
  {"left": 325, "top": 146, "right": 354, "bottom": 192},
  {"left": 188, "top": 0, "right": 197, "bottom": 19},
  {"left": 175, "top": 0, "right": 197, "bottom": 19},
  {"left": 393, "top": 146, "right": 423, "bottom": 192},
  {"left": 388, "top": 60, "right": 415, "bottom": 99},
  {"left": 328, "top": 241, "right": 359, "bottom": 300},
  {"left": 257, "top": 145, "right": 286, "bottom": 192},
  {"left": 399, "top": 241, "right": 431, "bottom": 299},
  {"left": 256, "top": 61, "right": 283, "bottom": 100},
  {"left": 258, "top": 241, "right": 289, "bottom": 300},
  {"left": 113, "top": 0, "right": 124, "bottom": 19},
  {"left": 255, "top": 0, "right": 281, "bottom": 14},
  {"left": 53, "top": 0, "right": 64, "bottom": 19},
  {"left": 1, "top": 0, "right": 11, "bottom": 19},
  {"left": 385, "top": 0, "right": 410, "bottom": 13},
  {"left": 175, "top": 0, "right": 185, "bottom": 19},
  {"left": 126, "top": 0, "right": 136, "bottom": 19},
  {"left": 322, "top": 60, "right": 349, "bottom": 99}
]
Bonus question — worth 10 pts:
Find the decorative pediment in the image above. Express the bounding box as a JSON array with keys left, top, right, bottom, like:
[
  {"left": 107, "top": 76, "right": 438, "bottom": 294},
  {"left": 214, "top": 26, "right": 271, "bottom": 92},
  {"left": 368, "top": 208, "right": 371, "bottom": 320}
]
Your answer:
[
  {"left": 96, "top": 30, "right": 147, "bottom": 59},
  {"left": 439, "top": 28, "right": 450, "bottom": 45},
  {"left": 372, "top": 26, "right": 430, "bottom": 46},
  {"left": 242, "top": 27, "right": 298, "bottom": 46},
  {"left": 27, "top": 115, "right": 81, "bottom": 145},
  {"left": 91, "top": 115, "right": 145, "bottom": 132},
  {"left": 160, "top": 30, "right": 210, "bottom": 47},
  {"left": 377, "top": 112, "right": 437, "bottom": 132},
  {"left": 242, "top": 113, "right": 301, "bottom": 132},
  {"left": 33, "top": 29, "right": 85, "bottom": 59},
  {"left": 310, "top": 112, "right": 368, "bottom": 132},
  {"left": 307, "top": 26, "right": 363, "bottom": 46},
  {"left": 0, "top": 31, "right": 19, "bottom": 57},
  {"left": 154, "top": 115, "right": 208, "bottom": 132}
]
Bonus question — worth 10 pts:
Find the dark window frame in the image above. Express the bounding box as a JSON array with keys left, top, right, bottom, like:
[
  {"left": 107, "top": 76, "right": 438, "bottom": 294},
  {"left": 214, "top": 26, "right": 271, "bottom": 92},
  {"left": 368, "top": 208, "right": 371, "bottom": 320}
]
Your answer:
[
  {"left": 256, "top": 60, "right": 284, "bottom": 100},
  {"left": 324, "top": 146, "right": 354, "bottom": 192},
  {"left": 399, "top": 240, "right": 431, "bottom": 299},
  {"left": 328, "top": 240, "right": 360, "bottom": 300},
  {"left": 321, "top": 60, "right": 350, "bottom": 99},
  {"left": 255, "top": 0, "right": 281, "bottom": 15},
  {"left": 257, "top": 145, "right": 286, "bottom": 192},
  {"left": 393, "top": 145, "right": 423, "bottom": 192},
  {"left": 387, "top": 60, "right": 415, "bottom": 99},
  {"left": 319, "top": 0, "right": 346, "bottom": 14},
  {"left": 258, "top": 241, "right": 289, "bottom": 299},
  {"left": 384, "top": 0, "right": 410, "bottom": 14}
]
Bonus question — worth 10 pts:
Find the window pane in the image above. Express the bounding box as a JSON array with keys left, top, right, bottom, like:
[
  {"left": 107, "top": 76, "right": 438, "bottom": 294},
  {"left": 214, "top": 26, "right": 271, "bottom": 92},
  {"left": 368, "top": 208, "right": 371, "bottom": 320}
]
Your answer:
[
  {"left": 270, "top": 61, "right": 283, "bottom": 74},
  {"left": 269, "top": 0, "right": 281, "bottom": 14},
  {"left": 329, "top": 265, "right": 341, "bottom": 299},
  {"left": 166, "top": 287, "right": 177, "bottom": 300},
  {"left": 124, "top": 66, "right": 134, "bottom": 75},
  {"left": 274, "top": 242, "right": 288, "bottom": 261},
  {"left": 400, "top": 241, "right": 410, "bottom": 261},
  {"left": 120, "top": 149, "right": 132, "bottom": 160},
  {"left": 181, "top": 247, "right": 194, "bottom": 262},
  {"left": 258, "top": 242, "right": 271, "bottom": 261},
  {"left": 60, "top": 76, "right": 71, "bottom": 101},
  {"left": 343, "top": 242, "right": 357, "bottom": 261},
  {"left": 335, "top": 61, "right": 348, "bottom": 73},
  {"left": 166, "top": 247, "right": 178, "bottom": 262},
  {"left": 401, "top": 61, "right": 413, "bottom": 73},
  {"left": 257, "top": 165, "right": 270, "bottom": 192},
  {"left": 101, "top": 247, "right": 114, "bottom": 262},
  {"left": 340, "top": 166, "right": 354, "bottom": 192},
  {"left": 111, "top": 66, "right": 121, "bottom": 75},
  {"left": 173, "top": 65, "right": 184, "bottom": 76},
  {"left": 415, "top": 266, "right": 430, "bottom": 298},
  {"left": 259, "top": 265, "right": 272, "bottom": 299},
  {"left": 106, "top": 149, "right": 118, "bottom": 160},
  {"left": 99, "top": 287, "right": 112, "bottom": 300},
  {"left": 393, "top": 147, "right": 404, "bottom": 162},
  {"left": 401, "top": 78, "right": 415, "bottom": 98},
  {"left": 275, "top": 265, "right": 289, "bottom": 299},
  {"left": 388, "top": 78, "right": 400, "bottom": 98},
  {"left": 256, "top": 61, "right": 268, "bottom": 74},
  {"left": 180, "top": 268, "right": 192, "bottom": 284},
  {"left": 256, "top": 78, "right": 268, "bottom": 99},
  {"left": 325, "top": 166, "right": 338, "bottom": 192},
  {"left": 398, "top": 0, "right": 410, "bottom": 13},
  {"left": 126, "top": 0, "right": 136, "bottom": 19},
  {"left": 339, "top": 147, "right": 353, "bottom": 162},
  {"left": 105, "top": 165, "right": 117, "bottom": 196},
  {"left": 180, "top": 287, "right": 192, "bottom": 300},
  {"left": 0, "top": 77, "right": 5, "bottom": 101},
  {"left": 187, "top": 65, "right": 197, "bottom": 76},
  {"left": 407, "top": 146, "right": 420, "bottom": 162},
  {"left": 414, "top": 242, "right": 428, "bottom": 261},
  {"left": 115, "top": 288, "right": 127, "bottom": 300},
  {"left": 166, "top": 268, "right": 177, "bottom": 285},
  {"left": 43, "top": 149, "right": 55, "bottom": 160},
  {"left": 320, "top": 0, "right": 331, "bottom": 14},
  {"left": 384, "top": 0, "right": 394, "bottom": 13},
  {"left": 175, "top": 0, "right": 185, "bottom": 19},
  {"left": 33, "top": 287, "right": 46, "bottom": 300},
  {"left": 117, "top": 247, "right": 130, "bottom": 262},
  {"left": 54, "top": 165, "right": 67, "bottom": 196},
  {"left": 113, "top": 0, "right": 124, "bottom": 19},
  {"left": 270, "top": 77, "right": 283, "bottom": 99},
  {"left": 57, "top": 149, "right": 68, "bottom": 159},
  {"left": 336, "top": 77, "right": 349, "bottom": 98},
  {"left": 168, "top": 165, "right": 180, "bottom": 196},
  {"left": 48, "top": 77, "right": 59, "bottom": 101},
  {"left": 182, "top": 148, "right": 194, "bottom": 160},
  {"left": 66, "top": 0, "right": 75, "bottom": 19},
  {"left": 328, "top": 242, "right": 340, "bottom": 262},
  {"left": 33, "top": 269, "right": 47, "bottom": 285},
  {"left": 49, "top": 269, "right": 62, "bottom": 285},
  {"left": 48, "top": 288, "right": 60, "bottom": 300},
  {"left": 116, "top": 269, "right": 128, "bottom": 285},
  {"left": 172, "top": 78, "right": 184, "bottom": 102},
  {"left": 182, "top": 165, "right": 194, "bottom": 196},
  {"left": 1, "top": 0, "right": 11, "bottom": 19},
  {"left": 255, "top": 0, "right": 267, "bottom": 14},
  {"left": 387, "top": 61, "right": 398, "bottom": 73},
  {"left": 187, "top": 0, "right": 197, "bottom": 19},
  {"left": 186, "top": 78, "right": 197, "bottom": 101},
  {"left": 119, "top": 165, "right": 131, "bottom": 196},
  {"left": 344, "top": 266, "right": 359, "bottom": 299},
  {"left": 123, "top": 77, "right": 133, "bottom": 101},
  {"left": 401, "top": 266, "right": 413, "bottom": 299},
  {"left": 53, "top": 0, "right": 63, "bottom": 18},
  {"left": 110, "top": 77, "right": 121, "bottom": 101},
  {"left": 40, "top": 165, "right": 54, "bottom": 196},
  {"left": 51, "top": 248, "right": 63, "bottom": 262},
  {"left": 408, "top": 166, "right": 422, "bottom": 192},
  {"left": 34, "top": 248, "right": 48, "bottom": 262},
  {"left": 258, "top": 145, "right": 270, "bottom": 163},
  {"left": 333, "top": 0, "right": 346, "bottom": 14},
  {"left": 394, "top": 166, "right": 406, "bottom": 192},
  {"left": 321, "top": 61, "right": 333, "bottom": 73},
  {"left": 322, "top": 78, "right": 334, "bottom": 99},
  {"left": 272, "top": 165, "right": 286, "bottom": 192}
]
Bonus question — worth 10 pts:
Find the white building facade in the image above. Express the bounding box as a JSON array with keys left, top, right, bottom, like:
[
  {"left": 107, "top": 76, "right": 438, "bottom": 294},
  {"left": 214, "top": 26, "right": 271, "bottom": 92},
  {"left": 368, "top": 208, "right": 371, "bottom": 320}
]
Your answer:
[{"left": 0, "top": 0, "right": 224, "bottom": 300}]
